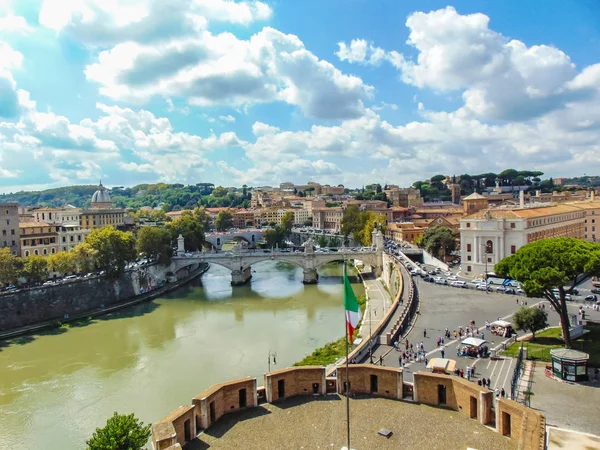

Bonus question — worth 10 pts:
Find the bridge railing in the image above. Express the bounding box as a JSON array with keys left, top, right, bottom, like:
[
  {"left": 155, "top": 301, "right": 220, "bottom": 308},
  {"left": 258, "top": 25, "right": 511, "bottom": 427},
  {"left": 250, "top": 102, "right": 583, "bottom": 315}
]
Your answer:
[{"left": 387, "top": 257, "right": 419, "bottom": 344}]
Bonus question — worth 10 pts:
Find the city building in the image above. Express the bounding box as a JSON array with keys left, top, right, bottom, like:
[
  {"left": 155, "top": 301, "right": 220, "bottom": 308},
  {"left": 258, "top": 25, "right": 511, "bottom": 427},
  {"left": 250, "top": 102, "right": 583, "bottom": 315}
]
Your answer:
[
  {"left": 460, "top": 204, "right": 586, "bottom": 277},
  {"left": 80, "top": 183, "right": 125, "bottom": 230},
  {"left": 35, "top": 207, "right": 90, "bottom": 252},
  {"left": 312, "top": 208, "right": 343, "bottom": 232},
  {"left": 19, "top": 221, "right": 59, "bottom": 257},
  {"left": 233, "top": 209, "right": 255, "bottom": 228},
  {"left": 386, "top": 222, "right": 425, "bottom": 245},
  {"left": 461, "top": 193, "right": 489, "bottom": 215},
  {"left": 293, "top": 208, "right": 310, "bottom": 226},
  {"left": 566, "top": 196, "right": 600, "bottom": 242},
  {"left": 1, "top": 202, "right": 20, "bottom": 256}
]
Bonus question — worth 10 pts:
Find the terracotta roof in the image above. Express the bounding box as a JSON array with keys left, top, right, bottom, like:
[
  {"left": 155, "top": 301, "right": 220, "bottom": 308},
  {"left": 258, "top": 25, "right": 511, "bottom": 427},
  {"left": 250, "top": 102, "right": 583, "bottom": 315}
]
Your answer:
[
  {"left": 565, "top": 201, "right": 600, "bottom": 210},
  {"left": 19, "top": 221, "right": 50, "bottom": 227},
  {"left": 463, "top": 192, "right": 487, "bottom": 201},
  {"left": 463, "top": 203, "right": 586, "bottom": 220}
]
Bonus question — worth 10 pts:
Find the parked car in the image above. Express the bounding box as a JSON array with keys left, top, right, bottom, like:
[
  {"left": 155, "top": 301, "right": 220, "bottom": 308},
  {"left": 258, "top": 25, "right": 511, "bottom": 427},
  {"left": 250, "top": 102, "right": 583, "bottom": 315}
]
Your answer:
[
  {"left": 422, "top": 275, "right": 432, "bottom": 282},
  {"left": 450, "top": 280, "right": 467, "bottom": 288},
  {"left": 584, "top": 294, "right": 598, "bottom": 302},
  {"left": 591, "top": 288, "right": 600, "bottom": 294},
  {"left": 471, "top": 278, "right": 485, "bottom": 284},
  {"left": 434, "top": 277, "right": 448, "bottom": 285},
  {"left": 476, "top": 283, "right": 492, "bottom": 291},
  {"left": 496, "top": 285, "right": 506, "bottom": 292},
  {"left": 447, "top": 275, "right": 458, "bottom": 281},
  {"left": 504, "top": 288, "right": 516, "bottom": 295},
  {"left": 516, "top": 288, "right": 526, "bottom": 294}
]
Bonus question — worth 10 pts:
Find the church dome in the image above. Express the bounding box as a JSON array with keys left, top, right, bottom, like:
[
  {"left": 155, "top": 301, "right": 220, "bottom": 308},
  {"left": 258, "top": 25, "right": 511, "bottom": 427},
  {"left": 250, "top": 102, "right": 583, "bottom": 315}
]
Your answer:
[{"left": 91, "top": 182, "right": 111, "bottom": 205}]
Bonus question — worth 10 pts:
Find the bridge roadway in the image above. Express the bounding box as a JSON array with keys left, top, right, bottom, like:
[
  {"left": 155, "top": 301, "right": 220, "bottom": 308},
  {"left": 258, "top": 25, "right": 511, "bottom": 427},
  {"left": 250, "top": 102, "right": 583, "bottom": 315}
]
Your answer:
[{"left": 170, "top": 247, "right": 383, "bottom": 285}]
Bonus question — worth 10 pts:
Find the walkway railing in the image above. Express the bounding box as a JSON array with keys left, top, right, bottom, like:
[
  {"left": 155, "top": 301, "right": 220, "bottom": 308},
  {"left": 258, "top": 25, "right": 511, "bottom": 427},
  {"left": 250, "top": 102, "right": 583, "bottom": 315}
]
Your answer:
[
  {"left": 387, "top": 259, "right": 419, "bottom": 344},
  {"left": 510, "top": 343, "right": 524, "bottom": 400}
]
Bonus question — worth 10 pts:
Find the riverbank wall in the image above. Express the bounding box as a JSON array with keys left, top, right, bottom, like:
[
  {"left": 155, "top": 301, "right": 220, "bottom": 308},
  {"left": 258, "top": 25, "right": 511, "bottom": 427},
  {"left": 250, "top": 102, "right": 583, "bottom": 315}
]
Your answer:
[
  {"left": 152, "top": 367, "right": 545, "bottom": 450},
  {"left": 0, "top": 262, "right": 208, "bottom": 337}
]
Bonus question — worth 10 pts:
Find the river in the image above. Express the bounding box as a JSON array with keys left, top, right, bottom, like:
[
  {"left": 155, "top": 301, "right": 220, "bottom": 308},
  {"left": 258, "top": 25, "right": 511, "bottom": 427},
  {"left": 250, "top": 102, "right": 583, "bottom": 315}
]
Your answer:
[{"left": 0, "top": 261, "right": 363, "bottom": 449}]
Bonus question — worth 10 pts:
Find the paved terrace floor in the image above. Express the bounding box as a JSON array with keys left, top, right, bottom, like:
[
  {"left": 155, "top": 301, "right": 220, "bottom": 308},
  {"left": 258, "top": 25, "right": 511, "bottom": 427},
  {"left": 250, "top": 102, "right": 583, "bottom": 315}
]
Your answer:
[{"left": 189, "top": 395, "right": 516, "bottom": 450}]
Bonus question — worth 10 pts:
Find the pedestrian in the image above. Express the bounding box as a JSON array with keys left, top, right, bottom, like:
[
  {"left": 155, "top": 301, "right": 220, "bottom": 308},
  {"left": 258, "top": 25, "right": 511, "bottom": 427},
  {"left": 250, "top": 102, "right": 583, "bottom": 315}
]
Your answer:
[
  {"left": 501, "top": 388, "right": 506, "bottom": 398},
  {"left": 478, "top": 379, "right": 482, "bottom": 387},
  {"left": 481, "top": 331, "right": 485, "bottom": 340},
  {"left": 406, "top": 340, "right": 409, "bottom": 350},
  {"left": 393, "top": 340, "right": 398, "bottom": 350},
  {"left": 466, "top": 366, "right": 471, "bottom": 381},
  {"left": 441, "top": 349, "right": 445, "bottom": 359},
  {"left": 441, "top": 336, "right": 445, "bottom": 345},
  {"left": 482, "top": 378, "right": 487, "bottom": 388},
  {"left": 495, "top": 387, "right": 500, "bottom": 398},
  {"left": 425, "top": 357, "right": 428, "bottom": 366},
  {"left": 379, "top": 355, "right": 383, "bottom": 365},
  {"left": 516, "top": 298, "right": 518, "bottom": 304},
  {"left": 424, "top": 329, "right": 427, "bottom": 338},
  {"left": 487, "top": 378, "right": 491, "bottom": 388},
  {"left": 398, "top": 356, "right": 401, "bottom": 367}
]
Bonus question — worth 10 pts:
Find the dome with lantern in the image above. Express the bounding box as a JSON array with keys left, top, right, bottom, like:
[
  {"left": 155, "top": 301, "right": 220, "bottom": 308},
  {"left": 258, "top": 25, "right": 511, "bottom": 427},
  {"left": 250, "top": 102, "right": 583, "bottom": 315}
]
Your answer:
[{"left": 91, "top": 181, "right": 112, "bottom": 209}]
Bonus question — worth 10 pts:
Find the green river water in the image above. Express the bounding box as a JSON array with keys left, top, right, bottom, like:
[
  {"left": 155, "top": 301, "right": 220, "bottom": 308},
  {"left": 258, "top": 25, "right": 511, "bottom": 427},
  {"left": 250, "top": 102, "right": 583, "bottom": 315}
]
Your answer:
[{"left": 0, "top": 261, "right": 362, "bottom": 449}]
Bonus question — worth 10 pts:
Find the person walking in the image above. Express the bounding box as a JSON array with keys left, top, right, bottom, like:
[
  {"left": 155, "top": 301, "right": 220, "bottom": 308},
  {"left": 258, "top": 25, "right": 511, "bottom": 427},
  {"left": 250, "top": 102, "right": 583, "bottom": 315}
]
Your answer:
[
  {"left": 424, "top": 329, "right": 427, "bottom": 338},
  {"left": 495, "top": 387, "right": 500, "bottom": 398},
  {"left": 482, "top": 378, "right": 487, "bottom": 388},
  {"left": 501, "top": 388, "right": 506, "bottom": 398},
  {"left": 441, "top": 349, "right": 445, "bottom": 359},
  {"left": 487, "top": 377, "right": 491, "bottom": 388}
]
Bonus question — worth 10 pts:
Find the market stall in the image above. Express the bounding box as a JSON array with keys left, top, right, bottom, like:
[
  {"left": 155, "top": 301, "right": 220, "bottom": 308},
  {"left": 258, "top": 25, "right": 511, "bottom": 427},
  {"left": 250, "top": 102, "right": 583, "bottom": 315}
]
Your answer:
[
  {"left": 426, "top": 358, "right": 457, "bottom": 375},
  {"left": 458, "top": 337, "right": 489, "bottom": 358},
  {"left": 550, "top": 348, "right": 589, "bottom": 382},
  {"left": 490, "top": 320, "right": 514, "bottom": 337}
]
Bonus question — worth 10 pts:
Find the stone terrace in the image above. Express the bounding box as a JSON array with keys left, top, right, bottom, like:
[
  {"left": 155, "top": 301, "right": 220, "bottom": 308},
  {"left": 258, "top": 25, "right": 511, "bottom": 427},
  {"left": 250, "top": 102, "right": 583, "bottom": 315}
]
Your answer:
[{"left": 187, "top": 395, "right": 517, "bottom": 450}]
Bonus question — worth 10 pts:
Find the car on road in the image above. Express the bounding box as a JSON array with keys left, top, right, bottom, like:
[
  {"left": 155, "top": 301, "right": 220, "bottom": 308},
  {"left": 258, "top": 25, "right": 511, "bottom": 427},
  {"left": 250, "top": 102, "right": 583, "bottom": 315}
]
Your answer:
[
  {"left": 450, "top": 280, "right": 467, "bottom": 288},
  {"left": 447, "top": 275, "right": 458, "bottom": 281},
  {"left": 263, "top": 249, "right": 271, "bottom": 253},
  {"left": 471, "top": 278, "right": 485, "bottom": 284},
  {"left": 584, "top": 294, "right": 598, "bottom": 302},
  {"left": 496, "top": 285, "right": 506, "bottom": 292},
  {"left": 434, "top": 277, "right": 448, "bottom": 285},
  {"left": 516, "top": 288, "right": 526, "bottom": 295},
  {"left": 504, "top": 288, "right": 516, "bottom": 295},
  {"left": 476, "top": 283, "right": 492, "bottom": 291},
  {"left": 592, "top": 288, "right": 600, "bottom": 294}
]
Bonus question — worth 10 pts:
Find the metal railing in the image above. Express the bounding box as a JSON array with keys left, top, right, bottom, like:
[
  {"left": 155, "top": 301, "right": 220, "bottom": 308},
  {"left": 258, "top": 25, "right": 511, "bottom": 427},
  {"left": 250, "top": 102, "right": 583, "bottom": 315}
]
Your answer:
[{"left": 510, "top": 343, "right": 524, "bottom": 400}]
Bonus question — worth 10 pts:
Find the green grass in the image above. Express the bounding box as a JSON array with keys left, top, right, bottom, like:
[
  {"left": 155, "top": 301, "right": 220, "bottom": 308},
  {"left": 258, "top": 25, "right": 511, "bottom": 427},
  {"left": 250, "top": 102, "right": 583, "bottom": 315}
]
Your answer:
[
  {"left": 294, "top": 294, "right": 366, "bottom": 366},
  {"left": 501, "top": 324, "right": 600, "bottom": 366}
]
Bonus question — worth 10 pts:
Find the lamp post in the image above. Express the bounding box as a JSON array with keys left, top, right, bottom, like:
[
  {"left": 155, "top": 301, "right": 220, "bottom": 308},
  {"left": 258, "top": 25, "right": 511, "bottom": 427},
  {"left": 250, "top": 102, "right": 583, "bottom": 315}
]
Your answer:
[
  {"left": 481, "top": 243, "right": 489, "bottom": 294},
  {"left": 268, "top": 350, "right": 277, "bottom": 373}
]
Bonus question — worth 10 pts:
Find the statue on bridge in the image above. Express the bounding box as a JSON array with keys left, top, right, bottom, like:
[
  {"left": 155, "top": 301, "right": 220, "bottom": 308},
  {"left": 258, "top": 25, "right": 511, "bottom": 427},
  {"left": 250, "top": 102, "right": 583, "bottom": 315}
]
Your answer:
[{"left": 303, "top": 237, "right": 316, "bottom": 253}]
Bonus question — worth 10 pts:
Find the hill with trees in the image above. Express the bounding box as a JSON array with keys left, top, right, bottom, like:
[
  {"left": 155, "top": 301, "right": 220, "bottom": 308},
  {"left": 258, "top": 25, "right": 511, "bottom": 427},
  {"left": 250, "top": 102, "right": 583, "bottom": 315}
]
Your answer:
[{"left": 0, "top": 183, "right": 251, "bottom": 211}]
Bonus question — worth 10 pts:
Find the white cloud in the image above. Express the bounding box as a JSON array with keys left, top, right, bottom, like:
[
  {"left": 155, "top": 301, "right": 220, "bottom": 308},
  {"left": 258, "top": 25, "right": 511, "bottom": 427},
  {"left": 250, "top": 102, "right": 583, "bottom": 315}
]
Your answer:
[
  {"left": 85, "top": 27, "right": 372, "bottom": 119},
  {"left": 39, "top": 0, "right": 271, "bottom": 46},
  {"left": 219, "top": 114, "right": 236, "bottom": 123},
  {"left": 0, "top": 11, "right": 32, "bottom": 35},
  {"left": 336, "top": 39, "right": 385, "bottom": 65},
  {"left": 0, "top": 41, "right": 24, "bottom": 118}
]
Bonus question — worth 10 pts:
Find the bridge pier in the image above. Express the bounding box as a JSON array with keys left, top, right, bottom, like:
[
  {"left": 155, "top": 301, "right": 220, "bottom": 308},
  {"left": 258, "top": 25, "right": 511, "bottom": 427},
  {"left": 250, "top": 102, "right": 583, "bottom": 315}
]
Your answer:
[
  {"left": 231, "top": 267, "right": 252, "bottom": 286},
  {"left": 302, "top": 268, "right": 319, "bottom": 284}
]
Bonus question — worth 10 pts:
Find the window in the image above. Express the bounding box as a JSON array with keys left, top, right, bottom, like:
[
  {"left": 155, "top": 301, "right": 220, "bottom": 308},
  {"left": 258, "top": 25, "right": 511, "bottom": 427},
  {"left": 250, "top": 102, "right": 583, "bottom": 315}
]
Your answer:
[
  {"left": 467, "top": 265, "right": 471, "bottom": 272},
  {"left": 466, "top": 223, "right": 470, "bottom": 228},
  {"left": 10, "top": 229, "right": 14, "bottom": 235},
  {"left": 593, "top": 226, "right": 596, "bottom": 232},
  {"left": 486, "top": 240, "right": 493, "bottom": 253},
  {"left": 510, "top": 222, "right": 515, "bottom": 228},
  {"left": 1, "top": 230, "right": 4, "bottom": 236},
  {"left": 467, "top": 243, "right": 472, "bottom": 252},
  {"left": 62, "top": 236, "right": 66, "bottom": 243},
  {"left": 488, "top": 257, "right": 492, "bottom": 263},
  {"left": 25, "top": 250, "right": 29, "bottom": 256},
  {"left": 11, "top": 240, "right": 15, "bottom": 246},
  {"left": 593, "top": 219, "right": 596, "bottom": 224},
  {"left": 43, "top": 248, "right": 47, "bottom": 255},
  {"left": 51, "top": 248, "right": 55, "bottom": 254},
  {"left": 34, "top": 249, "right": 39, "bottom": 255},
  {"left": 511, "top": 245, "right": 516, "bottom": 254},
  {"left": 467, "top": 255, "right": 471, "bottom": 261}
]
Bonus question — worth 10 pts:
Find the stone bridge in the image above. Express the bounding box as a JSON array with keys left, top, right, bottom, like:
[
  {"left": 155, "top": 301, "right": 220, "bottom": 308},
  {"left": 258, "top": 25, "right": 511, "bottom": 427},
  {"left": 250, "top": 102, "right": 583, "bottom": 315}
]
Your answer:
[
  {"left": 204, "top": 229, "right": 266, "bottom": 250},
  {"left": 171, "top": 231, "right": 385, "bottom": 285}
]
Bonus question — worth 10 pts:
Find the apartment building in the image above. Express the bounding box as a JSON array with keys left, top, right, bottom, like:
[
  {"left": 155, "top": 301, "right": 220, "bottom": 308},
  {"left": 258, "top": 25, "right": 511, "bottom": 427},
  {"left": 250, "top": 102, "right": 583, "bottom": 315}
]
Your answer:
[
  {"left": 460, "top": 204, "right": 586, "bottom": 277},
  {"left": 1, "top": 202, "right": 20, "bottom": 256},
  {"left": 34, "top": 207, "right": 90, "bottom": 252},
  {"left": 312, "top": 208, "right": 344, "bottom": 232},
  {"left": 233, "top": 209, "right": 255, "bottom": 228},
  {"left": 19, "top": 221, "right": 59, "bottom": 257},
  {"left": 566, "top": 198, "right": 600, "bottom": 241}
]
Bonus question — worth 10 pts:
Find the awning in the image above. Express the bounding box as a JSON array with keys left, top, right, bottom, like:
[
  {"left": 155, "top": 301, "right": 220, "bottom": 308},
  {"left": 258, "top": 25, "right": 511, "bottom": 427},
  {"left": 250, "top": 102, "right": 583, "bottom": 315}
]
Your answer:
[
  {"left": 491, "top": 320, "right": 512, "bottom": 328},
  {"left": 461, "top": 337, "right": 487, "bottom": 347},
  {"left": 426, "top": 358, "right": 457, "bottom": 373}
]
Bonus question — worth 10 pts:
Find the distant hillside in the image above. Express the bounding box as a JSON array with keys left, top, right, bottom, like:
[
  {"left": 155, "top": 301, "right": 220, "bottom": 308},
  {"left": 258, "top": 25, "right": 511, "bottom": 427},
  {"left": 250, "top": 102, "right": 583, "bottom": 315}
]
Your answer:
[{"left": 0, "top": 183, "right": 251, "bottom": 211}]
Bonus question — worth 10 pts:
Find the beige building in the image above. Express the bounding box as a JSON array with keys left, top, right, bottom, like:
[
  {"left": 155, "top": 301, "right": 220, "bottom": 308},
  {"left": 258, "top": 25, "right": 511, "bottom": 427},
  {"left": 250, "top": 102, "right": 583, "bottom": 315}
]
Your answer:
[
  {"left": 80, "top": 183, "right": 125, "bottom": 230},
  {"left": 35, "top": 207, "right": 90, "bottom": 252},
  {"left": 566, "top": 199, "right": 600, "bottom": 242},
  {"left": 460, "top": 204, "right": 586, "bottom": 277},
  {"left": 293, "top": 208, "right": 310, "bottom": 226},
  {"left": 19, "top": 221, "right": 59, "bottom": 257},
  {"left": 312, "top": 208, "right": 343, "bottom": 232},
  {"left": 1, "top": 202, "right": 20, "bottom": 256},
  {"left": 386, "top": 222, "right": 425, "bottom": 245},
  {"left": 233, "top": 209, "right": 255, "bottom": 228}
]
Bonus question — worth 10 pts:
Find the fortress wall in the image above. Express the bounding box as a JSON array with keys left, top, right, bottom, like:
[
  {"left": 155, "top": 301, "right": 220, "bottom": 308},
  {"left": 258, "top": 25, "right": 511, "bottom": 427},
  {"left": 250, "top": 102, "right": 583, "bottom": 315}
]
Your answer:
[
  {"left": 336, "top": 364, "right": 403, "bottom": 399},
  {"left": 497, "top": 397, "right": 546, "bottom": 450},
  {"left": 264, "top": 366, "right": 326, "bottom": 402}
]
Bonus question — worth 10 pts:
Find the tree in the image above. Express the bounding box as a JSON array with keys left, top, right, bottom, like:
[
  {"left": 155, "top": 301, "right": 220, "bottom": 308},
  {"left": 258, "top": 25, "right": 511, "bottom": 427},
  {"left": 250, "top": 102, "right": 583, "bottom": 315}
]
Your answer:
[
  {"left": 281, "top": 211, "right": 295, "bottom": 234},
  {"left": 85, "top": 227, "right": 137, "bottom": 277},
  {"left": 341, "top": 205, "right": 365, "bottom": 239},
  {"left": 512, "top": 306, "right": 548, "bottom": 340},
  {"left": 167, "top": 211, "right": 205, "bottom": 251},
  {"left": 421, "top": 226, "right": 456, "bottom": 259},
  {"left": 21, "top": 255, "right": 49, "bottom": 284},
  {"left": 72, "top": 243, "right": 96, "bottom": 274},
  {"left": 0, "top": 247, "right": 19, "bottom": 285},
  {"left": 215, "top": 210, "right": 233, "bottom": 231},
  {"left": 87, "top": 412, "right": 151, "bottom": 450},
  {"left": 263, "top": 227, "right": 285, "bottom": 248},
  {"left": 137, "top": 227, "right": 173, "bottom": 264},
  {"left": 193, "top": 207, "right": 212, "bottom": 231},
  {"left": 48, "top": 251, "right": 76, "bottom": 275},
  {"left": 495, "top": 238, "right": 600, "bottom": 348}
]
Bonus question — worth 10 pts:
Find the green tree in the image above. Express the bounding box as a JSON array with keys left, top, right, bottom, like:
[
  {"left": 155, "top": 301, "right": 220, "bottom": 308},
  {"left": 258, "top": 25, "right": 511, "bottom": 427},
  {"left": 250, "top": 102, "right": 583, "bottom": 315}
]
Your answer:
[
  {"left": 212, "top": 186, "right": 228, "bottom": 197},
  {"left": 263, "top": 227, "right": 285, "bottom": 248},
  {"left": 137, "top": 227, "right": 173, "bottom": 264},
  {"left": 85, "top": 227, "right": 137, "bottom": 277},
  {"left": 21, "top": 255, "right": 49, "bottom": 284},
  {"left": 316, "top": 234, "right": 328, "bottom": 248},
  {"left": 512, "top": 306, "right": 548, "bottom": 340},
  {"left": 495, "top": 238, "right": 600, "bottom": 348},
  {"left": 86, "top": 412, "right": 151, "bottom": 450},
  {"left": 193, "top": 206, "right": 212, "bottom": 231},
  {"left": 215, "top": 210, "right": 233, "bottom": 231},
  {"left": 341, "top": 205, "right": 365, "bottom": 239},
  {"left": 48, "top": 251, "right": 76, "bottom": 275},
  {"left": 421, "top": 226, "right": 456, "bottom": 259},
  {"left": 0, "top": 247, "right": 19, "bottom": 285},
  {"left": 72, "top": 243, "right": 96, "bottom": 274},
  {"left": 167, "top": 211, "right": 205, "bottom": 251},
  {"left": 281, "top": 211, "right": 295, "bottom": 234}
]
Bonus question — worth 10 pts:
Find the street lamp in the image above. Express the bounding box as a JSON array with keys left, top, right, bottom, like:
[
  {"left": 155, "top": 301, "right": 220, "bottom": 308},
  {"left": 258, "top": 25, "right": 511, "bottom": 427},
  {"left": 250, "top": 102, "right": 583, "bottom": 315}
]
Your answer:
[
  {"left": 268, "top": 350, "right": 277, "bottom": 372},
  {"left": 481, "top": 242, "right": 490, "bottom": 294}
]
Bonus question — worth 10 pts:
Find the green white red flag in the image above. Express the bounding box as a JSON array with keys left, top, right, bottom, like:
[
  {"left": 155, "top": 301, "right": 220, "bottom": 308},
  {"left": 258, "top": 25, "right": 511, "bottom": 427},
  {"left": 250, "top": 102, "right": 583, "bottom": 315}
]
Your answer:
[{"left": 344, "top": 267, "right": 360, "bottom": 344}]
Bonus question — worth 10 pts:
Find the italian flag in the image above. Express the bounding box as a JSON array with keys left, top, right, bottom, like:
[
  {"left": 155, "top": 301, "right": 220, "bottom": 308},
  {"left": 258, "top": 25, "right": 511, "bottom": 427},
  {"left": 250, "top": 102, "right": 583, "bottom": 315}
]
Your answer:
[{"left": 344, "top": 267, "right": 360, "bottom": 345}]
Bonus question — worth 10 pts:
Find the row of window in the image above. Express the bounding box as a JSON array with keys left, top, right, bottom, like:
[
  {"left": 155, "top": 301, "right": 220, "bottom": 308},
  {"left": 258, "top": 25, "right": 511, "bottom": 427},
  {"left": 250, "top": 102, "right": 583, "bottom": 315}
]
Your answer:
[
  {"left": 529, "top": 213, "right": 584, "bottom": 227},
  {"left": 24, "top": 248, "right": 56, "bottom": 256},
  {"left": 61, "top": 235, "right": 83, "bottom": 243},
  {"left": 2, "top": 240, "right": 17, "bottom": 247},
  {"left": 1, "top": 229, "right": 16, "bottom": 235}
]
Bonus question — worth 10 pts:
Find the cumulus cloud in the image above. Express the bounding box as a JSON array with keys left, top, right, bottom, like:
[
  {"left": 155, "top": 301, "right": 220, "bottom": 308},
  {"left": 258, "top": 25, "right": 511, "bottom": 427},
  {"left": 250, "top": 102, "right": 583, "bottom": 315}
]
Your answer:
[
  {"left": 39, "top": 0, "right": 271, "bottom": 46},
  {"left": 84, "top": 27, "right": 372, "bottom": 119},
  {"left": 0, "top": 41, "right": 24, "bottom": 118},
  {"left": 342, "top": 7, "right": 599, "bottom": 122},
  {"left": 0, "top": 11, "right": 32, "bottom": 35},
  {"left": 336, "top": 39, "right": 385, "bottom": 65},
  {"left": 219, "top": 114, "right": 236, "bottom": 123}
]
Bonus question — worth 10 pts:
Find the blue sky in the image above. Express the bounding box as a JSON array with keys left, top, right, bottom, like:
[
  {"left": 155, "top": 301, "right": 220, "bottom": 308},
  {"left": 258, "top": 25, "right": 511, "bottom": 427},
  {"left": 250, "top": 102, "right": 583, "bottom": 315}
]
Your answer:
[{"left": 1, "top": 0, "right": 600, "bottom": 193}]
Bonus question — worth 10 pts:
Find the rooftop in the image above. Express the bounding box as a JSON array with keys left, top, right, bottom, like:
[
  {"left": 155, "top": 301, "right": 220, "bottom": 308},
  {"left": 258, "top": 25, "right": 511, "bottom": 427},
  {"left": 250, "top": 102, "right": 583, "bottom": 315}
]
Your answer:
[
  {"left": 463, "top": 203, "right": 587, "bottom": 220},
  {"left": 187, "top": 395, "right": 515, "bottom": 450},
  {"left": 463, "top": 192, "right": 487, "bottom": 201}
]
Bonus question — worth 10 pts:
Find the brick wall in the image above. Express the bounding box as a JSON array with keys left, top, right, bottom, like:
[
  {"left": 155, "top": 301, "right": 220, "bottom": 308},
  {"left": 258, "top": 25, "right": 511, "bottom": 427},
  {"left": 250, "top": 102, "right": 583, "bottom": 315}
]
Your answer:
[
  {"left": 413, "top": 372, "right": 494, "bottom": 425},
  {"left": 152, "top": 405, "right": 194, "bottom": 449},
  {"left": 264, "top": 366, "right": 326, "bottom": 402},
  {"left": 193, "top": 377, "right": 257, "bottom": 430},
  {"left": 336, "top": 365, "right": 403, "bottom": 399},
  {"left": 497, "top": 398, "right": 546, "bottom": 450}
]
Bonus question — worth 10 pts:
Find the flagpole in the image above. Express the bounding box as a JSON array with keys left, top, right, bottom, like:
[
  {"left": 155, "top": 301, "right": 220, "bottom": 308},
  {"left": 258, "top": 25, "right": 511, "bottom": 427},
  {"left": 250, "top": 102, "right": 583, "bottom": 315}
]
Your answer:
[{"left": 344, "top": 262, "right": 351, "bottom": 450}]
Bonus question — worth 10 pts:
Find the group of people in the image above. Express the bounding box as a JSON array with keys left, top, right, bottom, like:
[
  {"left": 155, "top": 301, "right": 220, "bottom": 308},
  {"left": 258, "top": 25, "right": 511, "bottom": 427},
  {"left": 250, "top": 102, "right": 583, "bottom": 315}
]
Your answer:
[{"left": 394, "top": 340, "right": 428, "bottom": 367}]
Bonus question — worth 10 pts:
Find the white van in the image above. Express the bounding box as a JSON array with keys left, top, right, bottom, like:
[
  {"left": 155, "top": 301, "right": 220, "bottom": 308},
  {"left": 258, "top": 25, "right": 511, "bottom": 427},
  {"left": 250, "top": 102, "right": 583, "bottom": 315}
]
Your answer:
[{"left": 450, "top": 280, "right": 467, "bottom": 288}]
